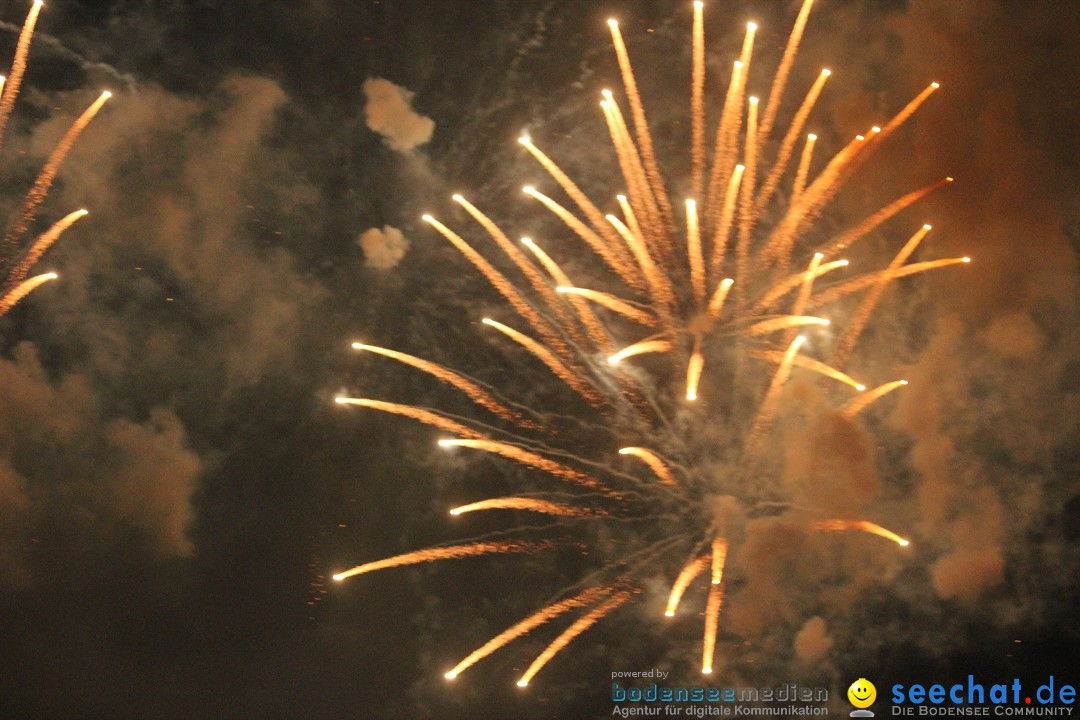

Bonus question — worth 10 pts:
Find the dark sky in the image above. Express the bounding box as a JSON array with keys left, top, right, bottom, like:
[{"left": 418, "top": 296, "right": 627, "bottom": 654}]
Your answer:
[{"left": 0, "top": 1, "right": 1078, "bottom": 718}]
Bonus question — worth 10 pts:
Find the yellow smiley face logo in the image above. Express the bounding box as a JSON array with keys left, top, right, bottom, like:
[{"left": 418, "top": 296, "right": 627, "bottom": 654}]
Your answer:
[{"left": 848, "top": 678, "right": 877, "bottom": 708}]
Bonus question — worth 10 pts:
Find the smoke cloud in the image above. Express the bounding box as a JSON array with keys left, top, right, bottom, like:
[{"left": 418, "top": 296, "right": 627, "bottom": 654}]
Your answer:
[
  {"left": 363, "top": 77, "right": 435, "bottom": 152},
  {"left": 359, "top": 225, "right": 409, "bottom": 269}
]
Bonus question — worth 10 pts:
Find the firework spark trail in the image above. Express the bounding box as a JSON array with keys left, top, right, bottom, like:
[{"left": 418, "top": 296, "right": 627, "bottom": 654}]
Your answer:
[
  {"left": 701, "top": 580, "right": 725, "bottom": 674},
  {"left": 758, "top": 0, "right": 816, "bottom": 142},
  {"left": 556, "top": 287, "right": 655, "bottom": 326},
  {"left": 705, "top": 61, "right": 746, "bottom": 225},
  {"left": 618, "top": 447, "right": 678, "bottom": 487},
  {"left": 756, "top": 70, "right": 829, "bottom": 213},
  {"left": 708, "top": 164, "right": 744, "bottom": 278},
  {"left": 480, "top": 317, "right": 603, "bottom": 405},
  {"left": 438, "top": 438, "right": 616, "bottom": 495},
  {"left": 840, "top": 380, "right": 908, "bottom": 419},
  {"left": 735, "top": 96, "right": 760, "bottom": 304},
  {"left": 751, "top": 350, "right": 865, "bottom": 391},
  {"left": 606, "top": 214, "right": 676, "bottom": 317},
  {"left": 749, "top": 258, "right": 847, "bottom": 315},
  {"left": 790, "top": 133, "right": 817, "bottom": 206},
  {"left": 809, "top": 257, "right": 970, "bottom": 306},
  {"left": 691, "top": 1, "right": 705, "bottom": 199},
  {"left": 813, "top": 519, "right": 910, "bottom": 546},
  {"left": 517, "top": 588, "right": 638, "bottom": 687},
  {"left": 518, "top": 138, "right": 627, "bottom": 262},
  {"left": 450, "top": 497, "right": 600, "bottom": 518},
  {"left": 710, "top": 537, "right": 727, "bottom": 585},
  {"left": 522, "top": 186, "right": 640, "bottom": 291},
  {"left": 444, "top": 585, "right": 613, "bottom": 679},
  {"left": 707, "top": 277, "right": 734, "bottom": 319},
  {"left": 349, "top": 343, "right": 535, "bottom": 428},
  {"left": 748, "top": 335, "right": 806, "bottom": 447},
  {"left": 3, "top": 91, "right": 110, "bottom": 255},
  {"left": 0, "top": 0, "right": 43, "bottom": 150},
  {"left": 686, "top": 199, "right": 705, "bottom": 304},
  {"left": 607, "top": 20, "right": 672, "bottom": 233},
  {"left": 833, "top": 224, "right": 933, "bottom": 367},
  {"left": 453, "top": 195, "right": 584, "bottom": 345},
  {"left": 422, "top": 216, "right": 573, "bottom": 362},
  {"left": 521, "top": 239, "right": 613, "bottom": 349},
  {"left": 602, "top": 95, "right": 664, "bottom": 249},
  {"left": 685, "top": 337, "right": 704, "bottom": 401},
  {"left": 334, "top": 397, "right": 489, "bottom": 439},
  {"left": 2, "top": 209, "right": 86, "bottom": 288},
  {"left": 0, "top": 271, "right": 55, "bottom": 317},
  {"left": 875, "top": 83, "right": 940, "bottom": 144},
  {"left": 665, "top": 554, "right": 709, "bottom": 616},
  {"left": 332, "top": 541, "right": 551, "bottom": 582},
  {"left": 608, "top": 339, "right": 673, "bottom": 365},
  {"left": 614, "top": 192, "right": 659, "bottom": 270},
  {"left": 816, "top": 178, "right": 953, "bottom": 259},
  {"left": 744, "top": 315, "right": 828, "bottom": 337}
]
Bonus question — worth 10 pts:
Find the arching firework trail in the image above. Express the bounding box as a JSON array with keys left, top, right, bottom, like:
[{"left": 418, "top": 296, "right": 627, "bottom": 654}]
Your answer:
[
  {"left": 0, "top": 1, "right": 111, "bottom": 319},
  {"left": 333, "top": 0, "right": 970, "bottom": 683}
]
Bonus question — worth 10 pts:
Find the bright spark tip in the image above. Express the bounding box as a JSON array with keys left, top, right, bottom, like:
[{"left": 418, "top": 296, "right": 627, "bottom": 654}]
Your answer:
[
  {"left": 102, "top": 90, "right": 112, "bottom": 99},
  {"left": 445, "top": 673, "right": 458, "bottom": 680},
  {"left": 78, "top": 209, "right": 89, "bottom": 215},
  {"left": 747, "top": 21, "right": 757, "bottom": 31},
  {"left": 839, "top": 259, "right": 850, "bottom": 266},
  {"left": 665, "top": 611, "right": 675, "bottom": 617},
  {"left": 962, "top": 257, "right": 971, "bottom": 263},
  {"left": 44, "top": 272, "right": 58, "bottom": 279},
  {"left": 856, "top": 385, "right": 867, "bottom": 392},
  {"left": 438, "top": 439, "right": 456, "bottom": 447},
  {"left": 617, "top": 194, "right": 627, "bottom": 201},
  {"left": 686, "top": 393, "right": 697, "bottom": 401},
  {"left": 946, "top": 177, "right": 954, "bottom": 182},
  {"left": 421, "top": 214, "right": 434, "bottom": 222},
  {"left": 607, "top": 18, "right": 618, "bottom": 27},
  {"left": 449, "top": 509, "right": 461, "bottom": 515},
  {"left": 814, "top": 252, "right": 824, "bottom": 259},
  {"left": 899, "top": 540, "right": 911, "bottom": 547},
  {"left": 517, "top": 680, "right": 529, "bottom": 687},
  {"left": 702, "top": 668, "right": 713, "bottom": 675},
  {"left": 807, "top": 133, "right": 817, "bottom": 140},
  {"left": 871, "top": 126, "right": 881, "bottom": 133},
  {"left": 749, "top": 96, "right": 759, "bottom": 104},
  {"left": 694, "top": 1, "right": 703, "bottom": 8},
  {"left": 900, "top": 380, "right": 909, "bottom": 385},
  {"left": 332, "top": 574, "right": 344, "bottom": 582},
  {"left": 821, "top": 68, "right": 831, "bottom": 76},
  {"left": 451, "top": 194, "right": 464, "bottom": 202},
  {"left": 517, "top": 136, "right": 529, "bottom": 145},
  {"left": 523, "top": 185, "right": 535, "bottom": 194},
  {"left": 735, "top": 164, "right": 745, "bottom": 171},
  {"left": 931, "top": 82, "right": 940, "bottom": 89},
  {"left": 602, "top": 88, "right": 614, "bottom": 99},
  {"left": 856, "top": 135, "right": 865, "bottom": 141},
  {"left": 923, "top": 224, "right": 933, "bottom": 230}
]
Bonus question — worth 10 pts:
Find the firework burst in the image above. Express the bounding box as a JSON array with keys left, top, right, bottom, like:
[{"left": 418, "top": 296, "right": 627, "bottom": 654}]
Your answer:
[
  {"left": 334, "top": 0, "right": 968, "bottom": 685},
  {"left": 0, "top": 1, "right": 110, "bottom": 319}
]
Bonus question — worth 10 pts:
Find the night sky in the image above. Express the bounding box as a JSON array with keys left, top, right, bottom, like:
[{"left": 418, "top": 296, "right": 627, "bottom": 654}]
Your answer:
[{"left": 0, "top": 1, "right": 1078, "bottom": 718}]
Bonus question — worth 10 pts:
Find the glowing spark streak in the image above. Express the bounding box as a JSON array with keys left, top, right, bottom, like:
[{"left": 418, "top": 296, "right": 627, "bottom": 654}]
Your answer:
[
  {"left": 444, "top": 586, "right": 611, "bottom": 679},
  {"left": 758, "top": 0, "right": 816, "bottom": 142},
  {"left": 607, "top": 339, "right": 673, "bottom": 365},
  {"left": 664, "top": 554, "right": 709, "bottom": 616},
  {"left": 334, "top": 397, "right": 487, "bottom": 440},
  {"left": 439, "top": 438, "right": 614, "bottom": 495},
  {"left": 2, "top": 209, "right": 86, "bottom": 290},
  {"left": 518, "top": 137, "right": 626, "bottom": 259},
  {"left": 523, "top": 186, "right": 640, "bottom": 291},
  {"left": 816, "top": 178, "right": 953, "bottom": 258},
  {"left": 840, "top": 380, "right": 907, "bottom": 419},
  {"left": 708, "top": 165, "right": 744, "bottom": 278},
  {"left": 708, "top": 278, "right": 734, "bottom": 319},
  {"left": 603, "top": 97, "right": 665, "bottom": 253},
  {"left": 705, "top": 61, "right": 746, "bottom": 226},
  {"left": 3, "top": 91, "right": 111, "bottom": 254},
  {"left": 813, "top": 519, "right": 910, "bottom": 546},
  {"left": 521, "top": 239, "right": 612, "bottom": 349},
  {"left": 685, "top": 337, "right": 704, "bottom": 401},
  {"left": 0, "top": 271, "right": 56, "bottom": 317},
  {"left": 453, "top": 195, "right": 583, "bottom": 345},
  {"left": 606, "top": 214, "right": 676, "bottom": 317},
  {"left": 736, "top": 97, "right": 759, "bottom": 297},
  {"left": 614, "top": 192, "right": 656, "bottom": 264},
  {"left": 350, "top": 343, "right": 532, "bottom": 427},
  {"left": 833, "top": 224, "right": 932, "bottom": 367},
  {"left": 810, "top": 258, "right": 969, "bottom": 306},
  {"left": 875, "top": 83, "right": 939, "bottom": 143},
  {"left": 450, "top": 497, "right": 597, "bottom": 517},
  {"left": 422, "top": 215, "right": 570, "bottom": 362},
  {"left": 701, "top": 580, "right": 725, "bottom": 674},
  {"left": 710, "top": 537, "right": 727, "bottom": 585},
  {"left": 0, "top": 0, "right": 44, "bottom": 149},
  {"left": 618, "top": 447, "right": 678, "bottom": 486},
  {"left": 517, "top": 588, "right": 636, "bottom": 686},
  {"left": 790, "top": 134, "right": 817, "bottom": 206},
  {"left": 0, "top": 76, "right": 5, "bottom": 99},
  {"left": 691, "top": 0, "right": 706, "bottom": 199},
  {"left": 749, "top": 335, "right": 806, "bottom": 445},
  {"left": 556, "top": 286, "right": 655, "bottom": 326},
  {"left": 686, "top": 199, "right": 705, "bottom": 304},
  {"left": 607, "top": 20, "right": 672, "bottom": 231},
  {"left": 481, "top": 317, "right": 602, "bottom": 406},
  {"left": 750, "top": 258, "right": 847, "bottom": 315},
  {"left": 756, "top": 69, "right": 829, "bottom": 212},
  {"left": 743, "top": 315, "right": 828, "bottom": 337},
  {"left": 751, "top": 350, "right": 865, "bottom": 391},
  {"left": 332, "top": 541, "right": 549, "bottom": 582}
]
